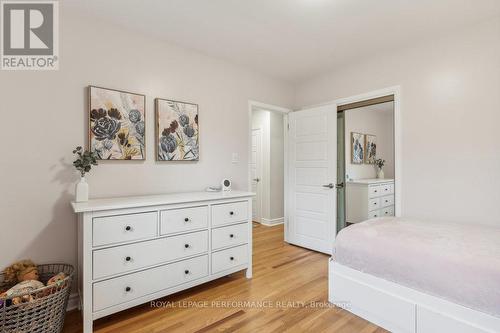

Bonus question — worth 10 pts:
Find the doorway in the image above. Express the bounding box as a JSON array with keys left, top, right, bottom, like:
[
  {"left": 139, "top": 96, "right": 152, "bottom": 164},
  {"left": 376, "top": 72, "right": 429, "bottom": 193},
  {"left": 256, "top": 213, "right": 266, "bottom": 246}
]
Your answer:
[
  {"left": 249, "top": 101, "right": 290, "bottom": 227},
  {"left": 285, "top": 86, "right": 401, "bottom": 254},
  {"left": 337, "top": 95, "right": 396, "bottom": 231}
]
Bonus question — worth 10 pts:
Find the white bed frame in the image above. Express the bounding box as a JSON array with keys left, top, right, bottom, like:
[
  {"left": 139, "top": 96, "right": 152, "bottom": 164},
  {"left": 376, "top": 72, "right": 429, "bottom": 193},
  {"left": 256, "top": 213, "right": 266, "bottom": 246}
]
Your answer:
[{"left": 329, "top": 259, "right": 500, "bottom": 333}]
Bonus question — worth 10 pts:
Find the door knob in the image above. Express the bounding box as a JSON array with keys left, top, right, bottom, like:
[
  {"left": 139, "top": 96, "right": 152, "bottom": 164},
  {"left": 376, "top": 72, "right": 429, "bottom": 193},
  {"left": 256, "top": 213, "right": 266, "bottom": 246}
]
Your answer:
[
  {"left": 253, "top": 178, "right": 260, "bottom": 182},
  {"left": 336, "top": 182, "right": 344, "bottom": 189},
  {"left": 322, "top": 183, "right": 334, "bottom": 189}
]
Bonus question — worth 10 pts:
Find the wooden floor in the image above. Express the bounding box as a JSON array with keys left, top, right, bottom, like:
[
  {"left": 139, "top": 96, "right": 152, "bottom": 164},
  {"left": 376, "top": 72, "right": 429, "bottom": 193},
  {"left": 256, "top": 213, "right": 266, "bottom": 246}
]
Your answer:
[{"left": 63, "top": 223, "right": 386, "bottom": 333}]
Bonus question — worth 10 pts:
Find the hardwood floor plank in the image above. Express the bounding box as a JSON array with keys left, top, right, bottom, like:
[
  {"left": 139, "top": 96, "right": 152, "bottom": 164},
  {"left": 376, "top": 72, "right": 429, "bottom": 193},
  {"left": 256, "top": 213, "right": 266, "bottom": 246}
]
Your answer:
[
  {"left": 271, "top": 252, "right": 317, "bottom": 269},
  {"left": 193, "top": 310, "right": 246, "bottom": 333},
  {"left": 63, "top": 224, "right": 386, "bottom": 333}
]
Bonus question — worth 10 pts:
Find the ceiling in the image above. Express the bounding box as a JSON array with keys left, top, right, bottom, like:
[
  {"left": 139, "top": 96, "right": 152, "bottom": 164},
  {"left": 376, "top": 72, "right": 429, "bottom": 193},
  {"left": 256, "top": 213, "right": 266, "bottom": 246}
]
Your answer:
[{"left": 64, "top": 0, "right": 500, "bottom": 83}]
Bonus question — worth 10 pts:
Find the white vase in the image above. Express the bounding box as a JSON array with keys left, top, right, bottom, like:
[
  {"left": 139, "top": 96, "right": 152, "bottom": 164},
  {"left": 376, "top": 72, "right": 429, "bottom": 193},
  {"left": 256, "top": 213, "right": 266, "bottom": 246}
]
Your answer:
[
  {"left": 377, "top": 168, "right": 385, "bottom": 179},
  {"left": 75, "top": 177, "right": 89, "bottom": 202}
]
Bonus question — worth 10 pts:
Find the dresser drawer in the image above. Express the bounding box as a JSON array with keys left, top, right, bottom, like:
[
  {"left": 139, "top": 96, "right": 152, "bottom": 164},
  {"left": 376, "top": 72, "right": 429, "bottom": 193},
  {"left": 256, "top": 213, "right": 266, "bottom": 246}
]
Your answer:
[
  {"left": 380, "top": 195, "right": 394, "bottom": 208},
  {"left": 93, "top": 212, "right": 157, "bottom": 247},
  {"left": 368, "top": 206, "right": 394, "bottom": 219},
  {"left": 212, "top": 201, "right": 248, "bottom": 227},
  {"left": 380, "top": 183, "right": 394, "bottom": 196},
  {"left": 380, "top": 206, "right": 394, "bottom": 216},
  {"left": 368, "top": 185, "right": 383, "bottom": 198},
  {"left": 212, "top": 244, "right": 248, "bottom": 274},
  {"left": 93, "top": 230, "right": 208, "bottom": 279},
  {"left": 93, "top": 255, "right": 208, "bottom": 312},
  {"left": 160, "top": 206, "right": 208, "bottom": 235},
  {"left": 368, "top": 198, "right": 380, "bottom": 212},
  {"left": 212, "top": 223, "right": 248, "bottom": 250},
  {"left": 368, "top": 210, "right": 381, "bottom": 219},
  {"left": 368, "top": 183, "right": 394, "bottom": 198}
]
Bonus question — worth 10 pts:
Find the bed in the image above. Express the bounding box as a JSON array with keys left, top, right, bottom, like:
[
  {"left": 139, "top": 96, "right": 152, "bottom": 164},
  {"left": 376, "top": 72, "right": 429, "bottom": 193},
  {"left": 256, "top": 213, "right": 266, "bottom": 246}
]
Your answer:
[{"left": 329, "top": 217, "right": 500, "bottom": 333}]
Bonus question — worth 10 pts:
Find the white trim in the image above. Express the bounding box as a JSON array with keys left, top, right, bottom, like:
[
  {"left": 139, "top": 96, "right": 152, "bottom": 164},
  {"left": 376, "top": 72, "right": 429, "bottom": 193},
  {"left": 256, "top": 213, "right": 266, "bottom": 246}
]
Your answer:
[
  {"left": 297, "top": 85, "right": 402, "bottom": 218},
  {"left": 283, "top": 114, "right": 289, "bottom": 242},
  {"left": 329, "top": 260, "right": 500, "bottom": 333},
  {"left": 248, "top": 100, "right": 291, "bottom": 114},
  {"left": 260, "top": 217, "right": 284, "bottom": 226},
  {"left": 66, "top": 292, "right": 80, "bottom": 311}
]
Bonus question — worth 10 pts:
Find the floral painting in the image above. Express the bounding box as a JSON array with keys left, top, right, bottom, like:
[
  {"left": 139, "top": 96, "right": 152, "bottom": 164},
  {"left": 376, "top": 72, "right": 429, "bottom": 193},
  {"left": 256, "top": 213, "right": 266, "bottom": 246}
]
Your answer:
[
  {"left": 89, "top": 86, "right": 145, "bottom": 160},
  {"left": 365, "top": 134, "right": 377, "bottom": 164},
  {"left": 351, "top": 132, "right": 364, "bottom": 164},
  {"left": 156, "top": 98, "right": 199, "bottom": 161}
]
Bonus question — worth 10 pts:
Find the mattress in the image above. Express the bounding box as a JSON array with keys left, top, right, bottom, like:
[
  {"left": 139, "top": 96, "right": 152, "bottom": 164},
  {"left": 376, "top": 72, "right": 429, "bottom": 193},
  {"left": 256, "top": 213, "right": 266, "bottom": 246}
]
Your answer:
[{"left": 334, "top": 217, "right": 500, "bottom": 317}]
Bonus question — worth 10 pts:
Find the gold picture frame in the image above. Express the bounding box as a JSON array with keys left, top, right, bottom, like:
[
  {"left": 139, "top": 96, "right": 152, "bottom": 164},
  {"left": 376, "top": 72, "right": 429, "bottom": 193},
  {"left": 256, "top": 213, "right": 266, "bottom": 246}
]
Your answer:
[
  {"left": 88, "top": 86, "right": 146, "bottom": 160},
  {"left": 155, "top": 98, "right": 199, "bottom": 161}
]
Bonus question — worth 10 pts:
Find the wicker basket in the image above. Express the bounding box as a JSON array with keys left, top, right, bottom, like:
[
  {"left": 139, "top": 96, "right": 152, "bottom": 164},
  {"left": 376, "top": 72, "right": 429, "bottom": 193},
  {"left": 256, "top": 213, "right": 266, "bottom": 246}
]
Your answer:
[{"left": 0, "top": 264, "right": 74, "bottom": 333}]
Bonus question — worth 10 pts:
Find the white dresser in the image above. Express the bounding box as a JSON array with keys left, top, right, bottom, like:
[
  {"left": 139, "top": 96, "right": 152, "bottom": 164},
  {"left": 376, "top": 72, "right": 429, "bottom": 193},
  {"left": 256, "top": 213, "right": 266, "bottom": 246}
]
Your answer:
[
  {"left": 346, "top": 179, "right": 395, "bottom": 223},
  {"left": 72, "top": 191, "right": 254, "bottom": 333}
]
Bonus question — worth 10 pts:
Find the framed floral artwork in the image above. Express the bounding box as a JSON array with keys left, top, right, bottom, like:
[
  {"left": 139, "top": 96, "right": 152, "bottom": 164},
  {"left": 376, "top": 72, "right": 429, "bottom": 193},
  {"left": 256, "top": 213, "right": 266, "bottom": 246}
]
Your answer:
[
  {"left": 364, "top": 134, "right": 377, "bottom": 164},
  {"left": 155, "top": 98, "right": 199, "bottom": 161},
  {"left": 351, "top": 132, "right": 364, "bottom": 164},
  {"left": 88, "top": 86, "right": 145, "bottom": 160}
]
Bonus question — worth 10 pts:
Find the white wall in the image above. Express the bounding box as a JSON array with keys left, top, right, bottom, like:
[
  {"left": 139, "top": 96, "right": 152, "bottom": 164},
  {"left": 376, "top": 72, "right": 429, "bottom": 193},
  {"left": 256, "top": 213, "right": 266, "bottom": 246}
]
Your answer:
[
  {"left": 251, "top": 109, "right": 284, "bottom": 223},
  {"left": 295, "top": 17, "right": 500, "bottom": 225},
  {"left": 344, "top": 102, "right": 394, "bottom": 180},
  {"left": 0, "top": 9, "right": 293, "bottom": 270},
  {"left": 269, "top": 112, "right": 284, "bottom": 220}
]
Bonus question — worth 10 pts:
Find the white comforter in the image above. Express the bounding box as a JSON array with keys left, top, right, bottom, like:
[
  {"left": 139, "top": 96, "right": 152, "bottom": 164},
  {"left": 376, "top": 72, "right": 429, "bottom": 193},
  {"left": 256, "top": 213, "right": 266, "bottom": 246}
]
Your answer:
[{"left": 334, "top": 217, "right": 500, "bottom": 317}]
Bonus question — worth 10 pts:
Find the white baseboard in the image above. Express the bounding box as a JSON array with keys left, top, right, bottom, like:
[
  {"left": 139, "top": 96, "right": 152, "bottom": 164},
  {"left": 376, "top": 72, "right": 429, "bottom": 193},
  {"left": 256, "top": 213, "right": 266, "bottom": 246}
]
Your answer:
[
  {"left": 261, "top": 217, "right": 284, "bottom": 226},
  {"left": 66, "top": 292, "right": 80, "bottom": 311}
]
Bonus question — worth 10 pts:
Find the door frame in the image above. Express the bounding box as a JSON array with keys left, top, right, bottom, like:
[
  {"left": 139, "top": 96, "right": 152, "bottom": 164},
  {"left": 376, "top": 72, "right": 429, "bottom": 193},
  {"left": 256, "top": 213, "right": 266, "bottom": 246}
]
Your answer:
[
  {"left": 297, "top": 85, "right": 402, "bottom": 217},
  {"left": 248, "top": 100, "right": 291, "bottom": 225}
]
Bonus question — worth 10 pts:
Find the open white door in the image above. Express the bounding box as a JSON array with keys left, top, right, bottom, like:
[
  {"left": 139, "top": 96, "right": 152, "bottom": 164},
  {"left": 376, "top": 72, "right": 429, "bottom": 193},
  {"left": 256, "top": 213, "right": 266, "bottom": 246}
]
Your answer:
[{"left": 287, "top": 105, "right": 337, "bottom": 254}]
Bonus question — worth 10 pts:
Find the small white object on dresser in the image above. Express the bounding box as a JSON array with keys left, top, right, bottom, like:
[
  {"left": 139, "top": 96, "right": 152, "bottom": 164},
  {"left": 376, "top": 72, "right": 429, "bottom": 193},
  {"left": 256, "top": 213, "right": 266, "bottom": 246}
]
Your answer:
[
  {"left": 72, "top": 191, "right": 254, "bottom": 333},
  {"left": 346, "top": 179, "right": 394, "bottom": 223}
]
